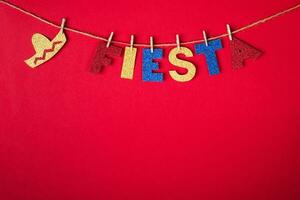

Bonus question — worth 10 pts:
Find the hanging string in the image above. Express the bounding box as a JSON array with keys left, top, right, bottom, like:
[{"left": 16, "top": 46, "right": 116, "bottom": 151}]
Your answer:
[{"left": 0, "top": 0, "right": 299, "bottom": 47}]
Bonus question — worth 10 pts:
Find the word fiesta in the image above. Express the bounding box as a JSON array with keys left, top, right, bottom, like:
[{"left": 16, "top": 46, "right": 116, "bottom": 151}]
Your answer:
[{"left": 91, "top": 34, "right": 262, "bottom": 82}]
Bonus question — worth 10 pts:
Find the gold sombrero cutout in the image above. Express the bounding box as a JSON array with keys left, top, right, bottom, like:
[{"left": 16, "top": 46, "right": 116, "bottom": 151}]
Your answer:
[{"left": 25, "top": 18, "right": 67, "bottom": 68}]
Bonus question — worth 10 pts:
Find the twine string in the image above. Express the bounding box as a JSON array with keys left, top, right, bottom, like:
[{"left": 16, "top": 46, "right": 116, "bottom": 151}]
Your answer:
[{"left": 0, "top": 0, "right": 299, "bottom": 47}]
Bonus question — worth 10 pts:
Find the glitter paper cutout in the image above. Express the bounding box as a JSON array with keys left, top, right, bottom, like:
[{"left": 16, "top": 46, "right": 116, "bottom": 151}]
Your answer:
[
  {"left": 25, "top": 29, "right": 67, "bottom": 68},
  {"left": 142, "top": 48, "right": 163, "bottom": 82},
  {"left": 194, "top": 39, "right": 223, "bottom": 75},
  {"left": 91, "top": 43, "right": 122, "bottom": 73},
  {"left": 169, "top": 47, "right": 196, "bottom": 82},
  {"left": 121, "top": 47, "right": 137, "bottom": 79},
  {"left": 230, "top": 37, "right": 263, "bottom": 69}
]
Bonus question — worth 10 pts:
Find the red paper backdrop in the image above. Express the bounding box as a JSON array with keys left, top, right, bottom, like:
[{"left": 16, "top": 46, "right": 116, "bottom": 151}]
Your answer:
[{"left": 1, "top": 0, "right": 300, "bottom": 199}]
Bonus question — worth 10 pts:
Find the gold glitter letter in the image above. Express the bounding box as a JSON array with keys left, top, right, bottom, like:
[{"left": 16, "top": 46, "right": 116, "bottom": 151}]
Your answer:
[
  {"left": 169, "top": 47, "right": 196, "bottom": 82},
  {"left": 121, "top": 47, "right": 137, "bottom": 79}
]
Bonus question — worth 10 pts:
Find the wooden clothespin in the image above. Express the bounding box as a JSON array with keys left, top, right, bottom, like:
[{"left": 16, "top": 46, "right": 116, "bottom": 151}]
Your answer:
[
  {"left": 106, "top": 32, "right": 114, "bottom": 48},
  {"left": 150, "top": 36, "right": 154, "bottom": 53},
  {"left": 130, "top": 35, "right": 134, "bottom": 51},
  {"left": 202, "top": 30, "right": 208, "bottom": 46},
  {"left": 226, "top": 24, "right": 233, "bottom": 41},
  {"left": 60, "top": 18, "right": 66, "bottom": 32},
  {"left": 176, "top": 34, "right": 181, "bottom": 50}
]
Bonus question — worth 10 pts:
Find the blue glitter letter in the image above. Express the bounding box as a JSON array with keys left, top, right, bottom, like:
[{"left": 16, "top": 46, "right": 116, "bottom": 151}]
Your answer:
[
  {"left": 194, "top": 39, "right": 223, "bottom": 75},
  {"left": 142, "top": 49, "right": 163, "bottom": 82}
]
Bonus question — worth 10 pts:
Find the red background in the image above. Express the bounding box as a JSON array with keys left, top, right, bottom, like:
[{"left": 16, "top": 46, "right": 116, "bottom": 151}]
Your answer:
[{"left": 1, "top": 0, "right": 300, "bottom": 199}]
